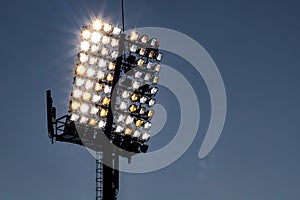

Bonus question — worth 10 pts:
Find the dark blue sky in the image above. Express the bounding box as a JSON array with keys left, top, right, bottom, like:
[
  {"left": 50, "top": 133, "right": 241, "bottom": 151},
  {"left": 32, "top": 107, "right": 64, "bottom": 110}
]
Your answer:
[{"left": 0, "top": 0, "right": 299, "bottom": 199}]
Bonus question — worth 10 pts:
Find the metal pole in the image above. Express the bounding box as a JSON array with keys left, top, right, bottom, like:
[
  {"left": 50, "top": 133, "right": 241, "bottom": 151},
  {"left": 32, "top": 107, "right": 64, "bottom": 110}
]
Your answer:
[
  {"left": 102, "top": 148, "right": 119, "bottom": 200},
  {"left": 96, "top": 158, "right": 103, "bottom": 200},
  {"left": 121, "top": 0, "right": 125, "bottom": 32}
]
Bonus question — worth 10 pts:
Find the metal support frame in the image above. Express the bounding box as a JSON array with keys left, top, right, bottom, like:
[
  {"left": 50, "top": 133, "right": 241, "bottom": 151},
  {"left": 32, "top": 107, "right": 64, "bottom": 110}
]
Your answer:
[
  {"left": 96, "top": 153, "right": 103, "bottom": 200},
  {"left": 44, "top": 1, "right": 153, "bottom": 199}
]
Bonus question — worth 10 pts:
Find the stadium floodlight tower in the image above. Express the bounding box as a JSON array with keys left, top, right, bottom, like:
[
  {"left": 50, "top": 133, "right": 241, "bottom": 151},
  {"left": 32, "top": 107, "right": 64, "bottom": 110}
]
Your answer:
[{"left": 46, "top": 2, "right": 162, "bottom": 199}]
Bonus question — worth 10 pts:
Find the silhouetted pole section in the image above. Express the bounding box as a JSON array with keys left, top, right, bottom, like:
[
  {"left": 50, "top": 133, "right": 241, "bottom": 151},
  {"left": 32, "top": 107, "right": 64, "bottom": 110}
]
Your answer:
[
  {"left": 102, "top": 148, "right": 119, "bottom": 200},
  {"left": 96, "top": 159, "right": 103, "bottom": 200}
]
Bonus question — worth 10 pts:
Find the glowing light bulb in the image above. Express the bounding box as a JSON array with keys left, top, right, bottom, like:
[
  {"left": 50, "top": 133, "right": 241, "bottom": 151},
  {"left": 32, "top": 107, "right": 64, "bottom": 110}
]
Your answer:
[
  {"left": 106, "top": 74, "right": 114, "bottom": 82},
  {"left": 97, "top": 71, "right": 105, "bottom": 79},
  {"left": 144, "top": 122, "right": 152, "bottom": 129},
  {"left": 133, "top": 131, "right": 141, "bottom": 138},
  {"left": 129, "top": 104, "right": 137, "bottom": 113},
  {"left": 70, "top": 114, "right": 79, "bottom": 121},
  {"left": 130, "top": 45, "right": 137, "bottom": 52},
  {"left": 72, "top": 89, "right": 82, "bottom": 98},
  {"left": 75, "top": 64, "right": 86, "bottom": 76},
  {"left": 125, "top": 116, "right": 134, "bottom": 125},
  {"left": 151, "top": 87, "right": 158, "bottom": 95},
  {"left": 85, "top": 80, "right": 93, "bottom": 90},
  {"left": 86, "top": 68, "right": 96, "bottom": 78},
  {"left": 82, "top": 91, "right": 92, "bottom": 101},
  {"left": 101, "top": 47, "right": 109, "bottom": 56},
  {"left": 111, "top": 51, "right": 118, "bottom": 59},
  {"left": 153, "top": 76, "right": 159, "bottom": 84},
  {"left": 144, "top": 74, "right": 151, "bottom": 81},
  {"left": 157, "top": 53, "right": 163, "bottom": 61},
  {"left": 139, "top": 48, "right": 146, "bottom": 56},
  {"left": 75, "top": 78, "right": 85, "bottom": 87},
  {"left": 139, "top": 107, "right": 146, "bottom": 115},
  {"left": 132, "top": 81, "right": 140, "bottom": 89},
  {"left": 90, "top": 107, "right": 99, "bottom": 115},
  {"left": 79, "top": 53, "right": 88, "bottom": 63},
  {"left": 92, "top": 95, "right": 101, "bottom": 102},
  {"left": 102, "top": 36, "right": 110, "bottom": 44},
  {"left": 130, "top": 31, "right": 139, "bottom": 41},
  {"left": 115, "top": 125, "right": 124, "bottom": 133},
  {"left": 150, "top": 38, "right": 156, "bottom": 46},
  {"left": 148, "top": 99, "right": 156, "bottom": 107},
  {"left": 148, "top": 51, "right": 154, "bottom": 58},
  {"left": 98, "top": 120, "right": 106, "bottom": 128},
  {"left": 89, "top": 56, "right": 97, "bottom": 65},
  {"left": 79, "top": 116, "right": 89, "bottom": 124},
  {"left": 89, "top": 119, "right": 98, "bottom": 126},
  {"left": 135, "top": 71, "right": 142, "bottom": 78},
  {"left": 117, "top": 114, "right": 125, "bottom": 122},
  {"left": 99, "top": 59, "right": 107, "bottom": 68},
  {"left": 93, "top": 20, "right": 102, "bottom": 31},
  {"left": 131, "top": 93, "right": 139, "bottom": 101},
  {"left": 112, "top": 27, "right": 121, "bottom": 35},
  {"left": 95, "top": 83, "right": 103, "bottom": 92},
  {"left": 140, "top": 35, "right": 148, "bottom": 43},
  {"left": 91, "top": 44, "right": 99, "bottom": 53},
  {"left": 140, "top": 96, "right": 147, "bottom": 104},
  {"left": 120, "top": 102, "right": 127, "bottom": 110},
  {"left": 103, "top": 23, "right": 112, "bottom": 33},
  {"left": 91, "top": 32, "right": 101, "bottom": 43},
  {"left": 122, "top": 91, "right": 129, "bottom": 98},
  {"left": 102, "top": 97, "right": 111, "bottom": 106},
  {"left": 125, "top": 128, "right": 133, "bottom": 135},
  {"left": 82, "top": 29, "right": 91, "bottom": 40},
  {"left": 80, "top": 41, "right": 90, "bottom": 51},
  {"left": 137, "top": 59, "right": 144, "bottom": 67},
  {"left": 80, "top": 103, "right": 89, "bottom": 113},
  {"left": 148, "top": 110, "right": 154, "bottom": 118},
  {"left": 142, "top": 133, "right": 150, "bottom": 140},
  {"left": 104, "top": 85, "right": 112, "bottom": 94},
  {"left": 147, "top": 62, "right": 153, "bottom": 69},
  {"left": 70, "top": 101, "right": 80, "bottom": 110},
  {"left": 108, "top": 62, "right": 116, "bottom": 71},
  {"left": 99, "top": 108, "right": 108, "bottom": 117},
  {"left": 111, "top": 38, "right": 119, "bottom": 47},
  {"left": 155, "top": 64, "right": 161, "bottom": 72},
  {"left": 135, "top": 119, "right": 143, "bottom": 127}
]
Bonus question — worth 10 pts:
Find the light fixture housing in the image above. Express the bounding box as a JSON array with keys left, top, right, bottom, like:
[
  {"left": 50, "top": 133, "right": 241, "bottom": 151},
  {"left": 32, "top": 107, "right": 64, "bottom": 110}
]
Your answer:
[{"left": 68, "top": 18, "right": 162, "bottom": 153}]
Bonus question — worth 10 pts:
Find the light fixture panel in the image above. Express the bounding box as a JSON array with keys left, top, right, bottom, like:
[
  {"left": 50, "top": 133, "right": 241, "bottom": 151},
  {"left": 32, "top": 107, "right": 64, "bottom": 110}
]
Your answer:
[{"left": 69, "top": 19, "right": 162, "bottom": 152}]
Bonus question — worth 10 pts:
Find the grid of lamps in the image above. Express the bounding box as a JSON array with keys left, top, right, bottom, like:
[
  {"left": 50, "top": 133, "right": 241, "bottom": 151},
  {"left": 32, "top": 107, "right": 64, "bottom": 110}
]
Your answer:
[{"left": 69, "top": 19, "right": 162, "bottom": 153}]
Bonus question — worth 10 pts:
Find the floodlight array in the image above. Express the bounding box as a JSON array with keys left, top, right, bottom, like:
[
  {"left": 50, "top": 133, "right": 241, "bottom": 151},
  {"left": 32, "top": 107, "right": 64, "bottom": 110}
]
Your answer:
[
  {"left": 69, "top": 19, "right": 162, "bottom": 153},
  {"left": 113, "top": 31, "right": 162, "bottom": 146},
  {"left": 70, "top": 19, "right": 121, "bottom": 128}
]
